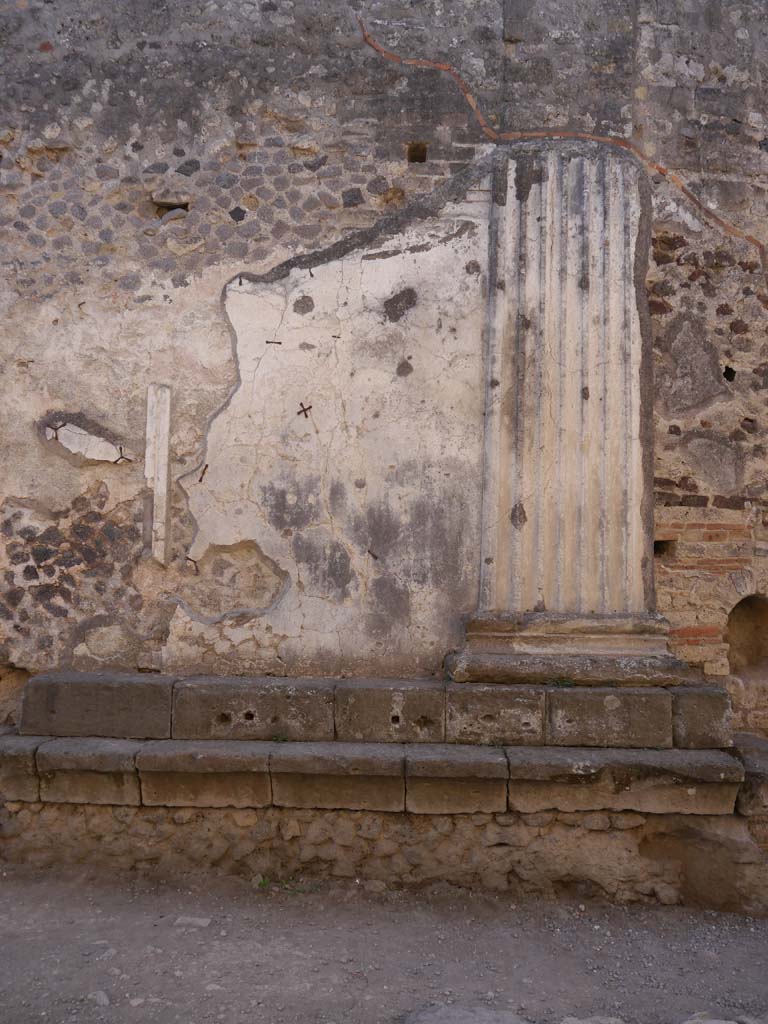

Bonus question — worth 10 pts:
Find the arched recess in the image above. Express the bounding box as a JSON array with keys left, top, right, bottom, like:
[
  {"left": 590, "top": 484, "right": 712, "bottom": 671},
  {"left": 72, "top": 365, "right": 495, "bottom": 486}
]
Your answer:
[{"left": 725, "top": 594, "right": 768, "bottom": 674}]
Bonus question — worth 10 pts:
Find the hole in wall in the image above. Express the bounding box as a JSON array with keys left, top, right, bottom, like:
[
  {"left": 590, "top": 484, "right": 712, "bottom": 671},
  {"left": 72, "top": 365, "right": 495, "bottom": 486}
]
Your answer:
[
  {"left": 407, "top": 141, "right": 428, "bottom": 163},
  {"left": 390, "top": 714, "right": 401, "bottom": 725},
  {"left": 723, "top": 365, "right": 736, "bottom": 381},
  {"left": 654, "top": 539, "right": 677, "bottom": 560},
  {"left": 243, "top": 710, "right": 254, "bottom": 721},
  {"left": 153, "top": 200, "right": 190, "bottom": 218},
  {"left": 726, "top": 594, "right": 768, "bottom": 673},
  {"left": 217, "top": 712, "right": 232, "bottom": 725}
]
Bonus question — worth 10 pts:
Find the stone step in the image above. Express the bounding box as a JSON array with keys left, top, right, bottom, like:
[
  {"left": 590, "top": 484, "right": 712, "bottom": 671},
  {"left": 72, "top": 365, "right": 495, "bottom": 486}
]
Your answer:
[
  {"left": 0, "top": 734, "right": 745, "bottom": 817},
  {"left": 19, "top": 672, "right": 734, "bottom": 750},
  {"left": 734, "top": 732, "right": 768, "bottom": 817}
]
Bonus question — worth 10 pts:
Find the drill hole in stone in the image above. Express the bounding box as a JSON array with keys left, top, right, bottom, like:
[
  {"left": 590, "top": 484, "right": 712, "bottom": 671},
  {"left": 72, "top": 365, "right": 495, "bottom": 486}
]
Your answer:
[
  {"left": 217, "top": 712, "right": 232, "bottom": 725},
  {"left": 390, "top": 714, "right": 401, "bottom": 725},
  {"left": 723, "top": 365, "right": 736, "bottom": 382},
  {"left": 407, "top": 141, "right": 428, "bottom": 164},
  {"left": 243, "top": 710, "right": 255, "bottom": 721}
]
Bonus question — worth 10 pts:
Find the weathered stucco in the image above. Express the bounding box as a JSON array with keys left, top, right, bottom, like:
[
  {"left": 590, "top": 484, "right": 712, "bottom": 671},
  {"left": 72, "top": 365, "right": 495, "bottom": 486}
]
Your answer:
[
  {"left": 2, "top": 1, "right": 768, "bottom": 719},
  {"left": 175, "top": 194, "right": 489, "bottom": 674}
]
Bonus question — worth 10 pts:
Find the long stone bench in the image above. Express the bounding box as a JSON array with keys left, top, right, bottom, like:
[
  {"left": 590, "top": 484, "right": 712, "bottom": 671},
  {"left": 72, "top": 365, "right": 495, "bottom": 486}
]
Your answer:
[
  {"left": 18, "top": 672, "right": 733, "bottom": 749},
  {"left": 0, "top": 733, "right": 745, "bottom": 816}
]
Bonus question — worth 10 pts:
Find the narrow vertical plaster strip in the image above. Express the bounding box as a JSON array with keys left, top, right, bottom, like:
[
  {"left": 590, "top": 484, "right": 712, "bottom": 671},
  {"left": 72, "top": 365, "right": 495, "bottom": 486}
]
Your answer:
[{"left": 145, "top": 384, "right": 172, "bottom": 565}]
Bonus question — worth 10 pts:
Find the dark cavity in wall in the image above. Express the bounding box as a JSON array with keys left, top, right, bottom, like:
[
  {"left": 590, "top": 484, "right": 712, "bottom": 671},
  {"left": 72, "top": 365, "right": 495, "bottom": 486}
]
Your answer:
[
  {"left": 726, "top": 594, "right": 768, "bottom": 673},
  {"left": 407, "top": 142, "right": 428, "bottom": 163},
  {"left": 383, "top": 288, "right": 417, "bottom": 323},
  {"left": 152, "top": 199, "right": 189, "bottom": 218},
  {"left": 653, "top": 539, "right": 677, "bottom": 560}
]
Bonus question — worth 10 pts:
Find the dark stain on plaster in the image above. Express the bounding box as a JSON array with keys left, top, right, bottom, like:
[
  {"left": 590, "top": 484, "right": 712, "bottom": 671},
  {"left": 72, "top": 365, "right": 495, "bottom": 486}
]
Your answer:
[
  {"left": 293, "top": 294, "right": 315, "bottom": 315},
  {"left": 510, "top": 502, "right": 527, "bottom": 529},
  {"left": 367, "top": 575, "right": 411, "bottom": 638},
  {"left": 292, "top": 533, "right": 355, "bottom": 601},
  {"left": 396, "top": 359, "right": 414, "bottom": 377},
  {"left": 329, "top": 480, "right": 346, "bottom": 515},
  {"left": 383, "top": 287, "right": 418, "bottom": 323},
  {"left": 352, "top": 503, "right": 402, "bottom": 560},
  {"left": 408, "top": 493, "right": 466, "bottom": 588},
  {"left": 514, "top": 156, "right": 544, "bottom": 203},
  {"left": 261, "top": 477, "right": 322, "bottom": 531}
]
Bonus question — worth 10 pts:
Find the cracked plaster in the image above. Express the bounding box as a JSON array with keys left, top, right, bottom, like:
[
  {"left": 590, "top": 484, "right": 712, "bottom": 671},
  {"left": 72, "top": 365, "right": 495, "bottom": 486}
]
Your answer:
[{"left": 170, "top": 194, "right": 489, "bottom": 675}]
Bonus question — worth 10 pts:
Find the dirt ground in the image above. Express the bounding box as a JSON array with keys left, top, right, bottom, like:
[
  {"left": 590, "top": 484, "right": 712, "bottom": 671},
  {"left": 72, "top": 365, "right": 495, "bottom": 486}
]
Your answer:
[{"left": 0, "top": 866, "right": 767, "bottom": 1024}]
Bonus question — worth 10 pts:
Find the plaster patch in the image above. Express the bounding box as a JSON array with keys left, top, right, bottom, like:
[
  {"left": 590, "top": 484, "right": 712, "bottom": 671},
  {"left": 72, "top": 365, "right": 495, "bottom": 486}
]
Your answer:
[
  {"left": 44, "top": 423, "right": 135, "bottom": 464},
  {"left": 176, "top": 199, "right": 489, "bottom": 675}
]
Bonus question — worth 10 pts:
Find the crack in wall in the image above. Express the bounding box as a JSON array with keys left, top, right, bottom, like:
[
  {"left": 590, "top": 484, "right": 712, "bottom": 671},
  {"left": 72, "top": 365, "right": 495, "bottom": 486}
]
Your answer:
[{"left": 357, "top": 17, "right": 768, "bottom": 285}]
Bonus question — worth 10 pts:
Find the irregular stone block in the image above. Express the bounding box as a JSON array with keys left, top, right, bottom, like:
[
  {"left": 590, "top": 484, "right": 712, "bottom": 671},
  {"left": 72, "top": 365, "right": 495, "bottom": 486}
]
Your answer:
[
  {"left": 505, "top": 746, "right": 744, "bottom": 782},
  {"left": 547, "top": 687, "right": 673, "bottom": 747},
  {"left": 335, "top": 680, "right": 445, "bottom": 743},
  {"left": 672, "top": 686, "right": 733, "bottom": 748},
  {"left": 448, "top": 650, "right": 695, "bottom": 687},
  {"left": 172, "top": 677, "right": 334, "bottom": 741},
  {"left": 136, "top": 739, "right": 273, "bottom": 773},
  {"left": 21, "top": 672, "right": 176, "bottom": 739},
  {"left": 270, "top": 742, "right": 405, "bottom": 811},
  {"left": 506, "top": 746, "right": 742, "bottom": 814},
  {"left": 0, "top": 734, "right": 43, "bottom": 801},
  {"left": 405, "top": 744, "right": 508, "bottom": 813},
  {"left": 136, "top": 740, "right": 273, "bottom": 808},
  {"left": 405, "top": 744, "right": 508, "bottom": 779},
  {"left": 36, "top": 737, "right": 143, "bottom": 772},
  {"left": 39, "top": 771, "right": 140, "bottom": 806},
  {"left": 141, "top": 771, "right": 271, "bottom": 809},
  {"left": 508, "top": 778, "right": 738, "bottom": 815},
  {"left": 406, "top": 778, "right": 507, "bottom": 814},
  {"left": 36, "top": 737, "right": 142, "bottom": 806},
  {"left": 270, "top": 741, "right": 404, "bottom": 776},
  {"left": 271, "top": 774, "right": 404, "bottom": 812},
  {"left": 734, "top": 732, "right": 768, "bottom": 816},
  {"left": 446, "top": 684, "right": 544, "bottom": 744}
]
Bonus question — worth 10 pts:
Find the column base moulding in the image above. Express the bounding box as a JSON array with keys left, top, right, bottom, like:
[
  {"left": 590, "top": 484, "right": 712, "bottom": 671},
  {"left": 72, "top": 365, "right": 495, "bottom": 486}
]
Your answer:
[{"left": 447, "top": 613, "right": 696, "bottom": 686}]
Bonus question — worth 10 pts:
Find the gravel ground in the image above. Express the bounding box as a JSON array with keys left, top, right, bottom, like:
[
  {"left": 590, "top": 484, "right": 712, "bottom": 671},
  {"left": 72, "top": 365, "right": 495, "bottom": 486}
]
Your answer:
[{"left": 0, "top": 865, "right": 766, "bottom": 1024}]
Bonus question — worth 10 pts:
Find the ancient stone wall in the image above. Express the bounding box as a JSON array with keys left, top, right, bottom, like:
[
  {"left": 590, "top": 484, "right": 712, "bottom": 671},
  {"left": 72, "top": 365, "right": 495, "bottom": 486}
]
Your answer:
[
  {"left": 3, "top": 801, "right": 768, "bottom": 913},
  {"left": 2, "top": 2, "right": 768, "bottom": 717}
]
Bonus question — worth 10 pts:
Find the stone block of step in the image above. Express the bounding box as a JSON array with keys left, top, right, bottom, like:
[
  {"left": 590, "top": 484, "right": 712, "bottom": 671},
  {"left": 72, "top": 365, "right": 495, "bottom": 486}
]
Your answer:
[
  {"left": 0, "top": 734, "right": 44, "bottom": 801},
  {"left": 270, "top": 742, "right": 404, "bottom": 812},
  {"left": 172, "top": 677, "right": 334, "bottom": 741},
  {"left": 447, "top": 650, "right": 698, "bottom": 686},
  {"left": 37, "top": 737, "right": 142, "bottom": 805},
  {"left": 672, "top": 686, "right": 733, "bottom": 748},
  {"left": 20, "top": 672, "right": 176, "bottom": 739},
  {"left": 445, "top": 684, "right": 544, "bottom": 745},
  {"left": 137, "top": 740, "right": 273, "bottom": 809},
  {"left": 505, "top": 746, "right": 743, "bottom": 815},
  {"left": 733, "top": 733, "right": 768, "bottom": 816},
  {"left": 334, "top": 679, "right": 445, "bottom": 743},
  {"left": 547, "top": 686, "right": 673, "bottom": 748},
  {"left": 405, "top": 744, "right": 508, "bottom": 814}
]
